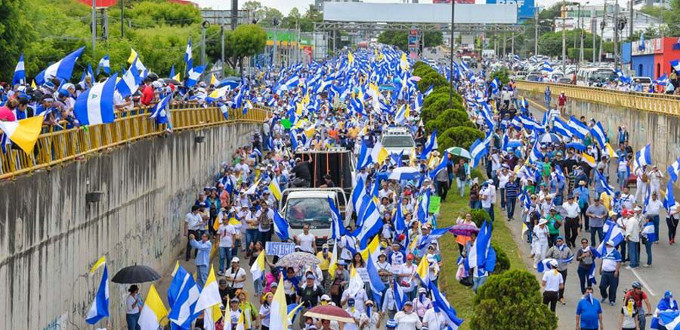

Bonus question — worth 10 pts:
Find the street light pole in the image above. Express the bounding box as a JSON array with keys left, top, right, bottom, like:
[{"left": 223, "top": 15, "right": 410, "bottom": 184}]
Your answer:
[
  {"left": 614, "top": 0, "right": 619, "bottom": 70},
  {"left": 592, "top": 7, "right": 596, "bottom": 63},
  {"left": 599, "top": 0, "right": 606, "bottom": 65},
  {"left": 449, "top": 0, "right": 455, "bottom": 108},
  {"left": 562, "top": 0, "right": 567, "bottom": 73},
  {"left": 534, "top": 7, "right": 539, "bottom": 56}
]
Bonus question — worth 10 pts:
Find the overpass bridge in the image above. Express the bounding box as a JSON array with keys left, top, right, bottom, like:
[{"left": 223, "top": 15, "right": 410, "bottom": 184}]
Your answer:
[
  {"left": 516, "top": 81, "right": 680, "bottom": 167},
  {"left": 0, "top": 105, "right": 267, "bottom": 329}
]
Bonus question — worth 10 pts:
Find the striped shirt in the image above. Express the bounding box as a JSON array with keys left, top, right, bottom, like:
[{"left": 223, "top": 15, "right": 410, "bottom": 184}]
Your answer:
[{"left": 505, "top": 181, "right": 519, "bottom": 199}]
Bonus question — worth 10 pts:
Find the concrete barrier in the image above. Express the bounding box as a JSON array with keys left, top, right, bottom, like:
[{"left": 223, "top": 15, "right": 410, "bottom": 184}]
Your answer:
[
  {"left": 0, "top": 122, "right": 260, "bottom": 329},
  {"left": 519, "top": 88, "right": 680, "bottom": 168}
]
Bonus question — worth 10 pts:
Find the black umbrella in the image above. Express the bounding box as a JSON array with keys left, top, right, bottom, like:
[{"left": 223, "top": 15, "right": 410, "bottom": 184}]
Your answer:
[{"left": 111, "top": 265, "right": 161, "bottom": 284}]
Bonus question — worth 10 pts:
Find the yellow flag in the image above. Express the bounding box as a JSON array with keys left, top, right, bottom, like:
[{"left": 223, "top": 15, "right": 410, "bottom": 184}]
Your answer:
[
  {"left": 138, "top": 284, "right": 169, "bottom": 328},
  {"left": 329, "top": 242, "right": 339, "bottom": 280},
  {"left": 348, "top": 51, "right": 355, "bottom": 65},
  {"left": 213, "top": 214, "right": 221, "bottom": 232},
  {"left": 172, "top": 73, "right": 181, "bottom": 81},
  {"left": 268, "top": 177, "right": 282, "bottom": 201},
  {"left": 360, "top": 235, "right": 380, "bottom": 262},
  {"left": 605, "top": 143, "right": 618, "bottom": 158},
  {"left": 90, "top": 256, "right": 106, "bottom": 274},
  {"left": 31, "top": 80, "right": 36, "bottom": 89},
  {"left": 210, "top": 73, "right": 217, "bottom": 86},
  {"left": 416, "top": 254, "right": 430, "bottom": 282},
  {"left": 127, "top": 48, "right": 138, "bottom": 64},
  {"left": 581, "top": 153, "right": 596, "bottom": 168},
  {"left": 0, "top": 115, "right": 45, "bottom": 154}
]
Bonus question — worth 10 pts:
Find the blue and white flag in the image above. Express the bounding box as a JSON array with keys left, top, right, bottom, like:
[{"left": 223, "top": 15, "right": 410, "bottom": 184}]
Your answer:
[
  {"left": 417, "top": 189, "right": 431, "bottom": 223},
  {"left": 35, "top": 47, "right": 85, "bottom": 85},
  {"left": 150, "top": 94, "right": 171, "bottom": 125},
  {"left": 664, "top": 180, "right": 676, "bottom": 212},
  {"left": 184, "top": 38, "right": 193, "bottom": 71},
  {"left": 672, "top": 60, "right": 680, "bottom": 72},
  {"left": 168, "top": 265, "right": 201, "bottom": 329},
  {"left": 634, "top": 144, "right": 652, "bottom": 169},
  {"left": 429, "top": 151, "right": 448, "bottom": 180},
  {"left": 393, "top": 278, "right": 408, "bottom": 311},
  {"left": 329, "top": 196, "right": 347, "bottom": 240},
  {"left": 568, "top": 116, "right": 590, "bottom": 139},
  {"left": 85, "top": 265, "right": 109, "bottom": 324},
  {"left": 394, "top": 197, "right": 407, "bottom": 235},
  {"left": 273, "top": 210, "right": 291, "bottom": 241},
  {"left": 186, "top": 65, "right": 205, "bottom": 88},
  {"left": 590, "top": 121, "right": 607, "bottom": 149},
  {"left": 96, "top": 55, "right": 110, "bottom": 75},
  {"left": 595, "top": 220, "right": 625, "bottom": 257},
  {"left": 552, "top": 117, "right": 572, "bottom": 138},
  {"left": 352, "top": 200, "right": 383, "bottom": 249},
  {"left": 542, "top": 61, "right": 553, "bottom": 72},
  {"left": 639, "top": 33, "right": 646, "bottom": 51},
  {"left": 470, "top": 139, "right": 489, "bottom": 168},
  {"left": 116, "top": 58, "right": 141, "bottom": 98},
  {"left": 420, "top": 129, "right": 438, "bottom": 160},
  {"left": 658, "top": 310, "right": 680, "bottom": 329},
  {"left": 12, "top": 54, "right": 25, "bottom": 86},
  {"left": 417, "top": 226, "right": 451, "bottom": 250},
  {"left": 366, "top": 254, "right": 386, "bottom": 308},
  {"left": 74, "top": 73, "right": 118, "bottom": 126},
  {"left": 428, "top": 282, "right": 464, "bottom": 329},
  {"left": 642, "top": 221, "right": 657, "bottom": 243},
  {"left": 464, "top": 221, "right": 492, "bottom": 275},
  {"left": 595, "top": 170, "right": 614, "bottom": 196},
  {"left": 529, "top": 142, "right": 544, "bottom": 163}
]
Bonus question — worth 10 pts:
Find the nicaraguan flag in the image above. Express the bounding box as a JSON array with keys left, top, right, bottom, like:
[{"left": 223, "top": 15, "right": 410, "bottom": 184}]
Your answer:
[
  {"left": 352, "top": 200, "right": 383, "bottom": 249},
  {"left": 639, "top": 33, "right": 646, "bottom": 51},
  {"left": 329, "top": 196, "right": 347, "bottom": 240},
  {"left": 464, "top": 221, "right": 492, "bottom": 274},
  {"left": 420, "top": 129, "right": 438, "bottom": 160},
  {"left": 568, "top": 116, "right": 590, "bottom": 139},
  {"left": 634, "top": 144, "right": 652, "bottom": 169},
  {"left": 658, "top": 310, "right": 680, "bottom": 329},
  {"left": 366, "top": 254, "right": 386, "bottom": 308},
  {"left": 85, "top": 258, "right": 109, "bottom": 324},
  {"left": 351, "top": 176, "right": 367, "bottom": 217},
  {"left": 594, "top": 220, "right": 625, "bottom": 257},
  {"left": 97, "top": 55, "right": 110, "bottom": 75},
  {"left": 168, "top": 265, "right": 201, "bottom": 329},
  {"left": 12, "top": 54, "right": 25, "bottom": 86},
  {"left": 393, "top": 278, "right": 408, "bottom": 311},
  {"left": 642, "top": 221, "right": 657, "bottom": 243},
  {"left": 664, "top": 180, "right": 676, "bottom": 212},
  {"left": 552, "top": 117, "right": 572, "bottom": 138},
  {"left": 529, "top": 141, "right": 544, "bottom": 164},
  {"left": 595, "top": 169, "right": 614, "bottom": 196},
  {"left": 35, "top": 47, "right": 85, "bottom": 85},
  {"left": 536, "top": 258, "right": 558, "bottom": 273},
  {"left": 186, "top": 65, "right": 205, "bottom": 87},
  {"left": 672, "top": 60, "right": 680, "bottom": 72},
  {"left": 184, "top": 38, "right": 193, "bottom": 71},
  {"left": 394, "top": 197, "right": 407, "bottom": 235},
  {"left": 169, "top": 65, "right": 175, "bottom": 80},
  {"left": 429, "top": 151, "right": 448, "bottom": 180},
  {"left": 116, "top": 58, "right": 141, "bottom": 98},
  {"left": 150, "top": 94, "right": 171, "bottom": 125},
  {"left": 74, "top": 73, "right": 118, "bottom": 126},
  {"left": 417, "top": 226, "right": 451, "bottom": 250},
  {"left": 428, "top": 281, "right": 464, "bottom": 329},
  {"left": 273, "top": 210, "right": 291, "bottom": 241},
  {"left": 417, "top": 189, "right": 432, "bottom": 223},
  {"left": 470, "top": 139, "right": 488, "bottom": 168},
  {"left": 542, "top": 61, "right": 553, "bottom": 72},
  {"left": 589, "top": 121, "right": 607, "bottom": 149}
]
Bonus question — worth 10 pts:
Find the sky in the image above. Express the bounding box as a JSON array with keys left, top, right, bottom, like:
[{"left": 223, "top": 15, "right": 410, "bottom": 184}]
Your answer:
[{"left": 191, "top": 0, "right": 601, "bottom": 16}]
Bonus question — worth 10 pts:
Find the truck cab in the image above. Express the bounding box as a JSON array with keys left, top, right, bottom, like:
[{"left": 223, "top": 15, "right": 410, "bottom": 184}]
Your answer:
[
  {"left": 380, "top": 127, "right": 416, "bottom": 161},
  {"left": 278, "top": 188, "right": 347, "bottom": 250}
]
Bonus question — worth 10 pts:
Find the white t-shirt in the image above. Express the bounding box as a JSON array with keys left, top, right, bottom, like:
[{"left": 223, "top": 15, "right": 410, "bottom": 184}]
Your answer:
[
  {"left": 647, "top": 199, "right": 663, "bottom": 215},
  {"left": 399, "top": 263, "right": 417, "bottom": 293},
  {"left": 218, "top": 224, "right": 236, "bottom": 248},
  {"left": 422, "top": 308, "right": 444, "bottom": 330},
  {"left": 563, "top": 202, "right": 580, "bottom": 218},
  {"left": 298, "top": 233, "right": 315, "bottom": 253},
  {"left": 342, "top": 289, "right": 368, "bottom": 313},
  {"left": 225, "top": 267, "right": 247, "bottom": 289},
  {"left": 394, "top": 311, "right": 422, "bottom": 330},
  {"left": 480, "top": 187, "right": 492, "bottom": 208},
  {"left": 542, "top": 270, "right": 564, "bottom": 292},
  {"left": 185, "top": 212, "right": 203, "bottom": 230},
  {"left": 533, "top": 225, "right": 549, "bottom": 244},
  {"left": 126, "top": 294, "right": 141, "bottom": 314},
  {"left": 498, "top": 172, "right": 510, "bottom": 188}
]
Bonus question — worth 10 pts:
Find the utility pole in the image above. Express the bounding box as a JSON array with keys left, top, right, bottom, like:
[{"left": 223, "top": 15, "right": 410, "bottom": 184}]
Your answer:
[
  {"left": 221, "top": 25, "right": 225, "bottom": 75},
  {"left": 561, "top": 0, "right": 566, "bottom": 73},
  {"left": 201, "top": 21, "right": 208, "bottom": 66},
  {"left": 92, "top": 0, "right": 97, "bottom": 58},
  {"left": 578, "top": 3, "right": 584, "bottom": 70},
  {"left": 231, "top": 0, "right": 238, "bottom": 31},
  {"left": 120, "top": 0, "right": 124, "bottom": 37},
  {"left": 600, "top": 0, "right": 606, "bottom": 64},
  {"left": 534, "top": 7, "right": 539, "bottom": 56},
  {"left": 592, "top": 7, "right": 596, "bottom": 63},
  {"left": 449, "top": 0, "right": 455, "bottom": 108},
  {"left": 629, "top": 0, "right": 634, "bottom": 70},
  {"left": 614, "top": 0, "right": 619, "bottom": 70},
  {"left": 511, "top": 32, "right": 515, "bottom": 55}
]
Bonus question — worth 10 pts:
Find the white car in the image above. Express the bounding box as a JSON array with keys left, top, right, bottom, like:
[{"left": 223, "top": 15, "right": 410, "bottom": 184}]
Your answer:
[
  {"left": 381, "top": 127, "right": 416, "bottom": 160},
  {"left": 279, "top": 188, "right": 347, "bottom": 250}
]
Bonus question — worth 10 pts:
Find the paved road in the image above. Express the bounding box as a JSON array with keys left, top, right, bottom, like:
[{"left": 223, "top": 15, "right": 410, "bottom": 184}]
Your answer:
[{"left": 508, "top": 97, "right": 680, "bottom": 329}]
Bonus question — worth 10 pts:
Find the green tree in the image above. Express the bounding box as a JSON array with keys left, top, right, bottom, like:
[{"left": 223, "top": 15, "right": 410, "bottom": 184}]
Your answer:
[
  {"left": 539, "top": 3, "right": 562, "bottom": 20},
  {"left": 471, "top": 269, "right": 558, "bottom": 330},
  {"left": 438, "top": 127, "right": 484, "bottom": 150},
  {"left": 490, "top": 67, "right": 510, "bottom": 85},
  {"left": 0, "top": 0, "right": 34, "bottom": 78},
  {"left": 491, "top": 242, "right": 511, "bottom": 274},
  {"left": 418, "top": 72, "right": 447, "bottom": 93},
  {"left": 378, "top": 31, "right": 443, "bottom": 52},
  {"left": 425, "top": 108, "right": 473, "bottom": 134},
  {"left": 538, "top": 30, "right": 601, "bottom": 58}
]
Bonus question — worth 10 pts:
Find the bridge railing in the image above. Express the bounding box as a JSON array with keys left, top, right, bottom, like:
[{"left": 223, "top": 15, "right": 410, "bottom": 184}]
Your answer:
[
  {"left": 515, "top": 81, "right": 680, "bottom": 116},
  {"left": 0, "top": 104, "right": 269, "bottom": 179}
]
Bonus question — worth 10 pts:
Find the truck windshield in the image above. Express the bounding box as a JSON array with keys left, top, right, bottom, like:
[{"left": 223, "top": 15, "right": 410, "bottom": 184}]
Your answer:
[
  {"left": 285, "top": 198, "right": 332, "bottom": 229},
  {"left": 381, "top": 135, "right": 415, "bottom": 148}
]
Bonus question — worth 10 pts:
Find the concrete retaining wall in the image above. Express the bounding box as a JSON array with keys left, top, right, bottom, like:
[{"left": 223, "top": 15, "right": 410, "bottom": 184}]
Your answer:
[
  {"left": 520, "top": 90, "right": 680, "bottom": 167},
  {"left": 0, "top": 123, "right": 259, "bottom": 329}
]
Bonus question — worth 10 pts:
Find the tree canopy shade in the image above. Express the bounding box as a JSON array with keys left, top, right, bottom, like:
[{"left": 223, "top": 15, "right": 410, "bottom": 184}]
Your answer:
[{"left": 471, "top": 269, "right": 558, "bottom": 330}]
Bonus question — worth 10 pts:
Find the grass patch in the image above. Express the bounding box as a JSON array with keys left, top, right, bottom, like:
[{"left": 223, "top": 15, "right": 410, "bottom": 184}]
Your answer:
[{"left": 437, "top": 186, "right": 526, "bottom": 329}]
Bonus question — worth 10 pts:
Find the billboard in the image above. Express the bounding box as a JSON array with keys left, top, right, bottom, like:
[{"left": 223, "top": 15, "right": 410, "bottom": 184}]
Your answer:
[
  {"left": 485, "top": 0, "right": 535, "bottom": 21},
  {"left": 323, "top": 3, "right": 517, "bottom": 24}
]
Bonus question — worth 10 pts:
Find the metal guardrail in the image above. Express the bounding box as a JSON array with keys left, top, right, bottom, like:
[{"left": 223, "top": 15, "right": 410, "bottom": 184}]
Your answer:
[
  {"left": 0, "top": 104, "right": 270, "bottom": 180},
  {"left": 515, "top": 81, "right": 680, "bottom": 116}
]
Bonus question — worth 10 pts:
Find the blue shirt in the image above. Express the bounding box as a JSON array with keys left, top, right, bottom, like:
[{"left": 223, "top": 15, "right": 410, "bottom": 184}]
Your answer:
[
  {"left": 574, "top": 187, "right": 590, "bottom": 207},
  {"left": 190, "top": 239, "right": 212, "bottom": 266},
  {"left": 576, "top": 296, "right": 602, "bottom": 329}
]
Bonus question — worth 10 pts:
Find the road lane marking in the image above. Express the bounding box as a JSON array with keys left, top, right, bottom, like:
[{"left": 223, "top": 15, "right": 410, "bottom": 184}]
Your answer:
[{"left": 630, "top": 267, "right": 656, "bottom": 296}]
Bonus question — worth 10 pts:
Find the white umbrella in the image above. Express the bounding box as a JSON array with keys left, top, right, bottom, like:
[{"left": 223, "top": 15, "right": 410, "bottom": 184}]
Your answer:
[{"left": 388, "top": 167, "right": 421, "bottom": 181}]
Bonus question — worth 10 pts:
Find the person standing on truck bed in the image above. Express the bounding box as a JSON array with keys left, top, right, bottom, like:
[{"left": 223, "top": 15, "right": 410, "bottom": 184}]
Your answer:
[
  {"left": 292, "top": 154, "right": 312, "bottom": 187},
  {"left": 320, "top": 174, "right": 335, "bottom": 188}
]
